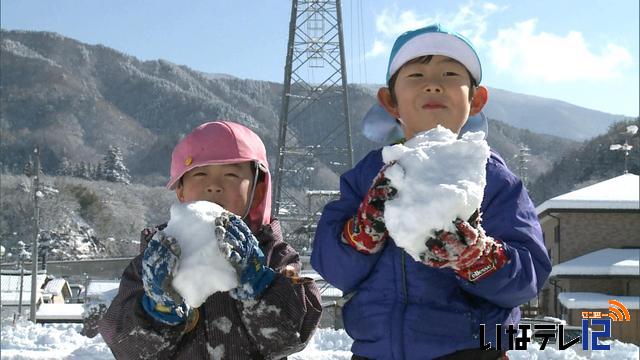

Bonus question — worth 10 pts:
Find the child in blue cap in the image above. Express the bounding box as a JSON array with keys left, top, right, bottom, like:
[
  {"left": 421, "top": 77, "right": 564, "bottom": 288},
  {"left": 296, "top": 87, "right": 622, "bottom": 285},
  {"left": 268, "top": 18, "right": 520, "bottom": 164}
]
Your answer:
[{"left": 311, "top": 24, "right": 551, "bottom": 359}]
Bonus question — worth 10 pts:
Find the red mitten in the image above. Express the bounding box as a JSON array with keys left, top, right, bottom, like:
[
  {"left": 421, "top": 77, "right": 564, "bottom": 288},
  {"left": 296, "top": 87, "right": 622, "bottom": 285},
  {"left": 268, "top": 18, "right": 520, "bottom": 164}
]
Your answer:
[
  {"left": 422, "top": 214, "right": 508, "bottom": 282},
  {"left": 342, "top": 166, "right": 397, "bottom": 254}
]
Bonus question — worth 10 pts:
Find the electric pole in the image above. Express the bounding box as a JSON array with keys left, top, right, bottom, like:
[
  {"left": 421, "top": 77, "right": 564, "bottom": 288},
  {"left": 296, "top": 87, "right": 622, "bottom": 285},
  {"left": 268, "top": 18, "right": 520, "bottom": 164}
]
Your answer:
[{"left": 30, "top": 146, "right": 41, "bottom": 322}]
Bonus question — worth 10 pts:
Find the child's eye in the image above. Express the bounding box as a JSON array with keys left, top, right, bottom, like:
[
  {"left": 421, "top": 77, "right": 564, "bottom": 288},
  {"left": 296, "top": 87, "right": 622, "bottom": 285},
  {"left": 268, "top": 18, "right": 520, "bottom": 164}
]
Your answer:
[
  {"left": 443, "top": 71, "right": 459, "bottom": 77},
  {"left": 193, "top": 172, "right": 207, "bottom": 177},
  {"left": 407, "top": 72, "right": 423, "bottom": 78},
  {"left": 225, "top": 173, "right": 240, "bottom": 179}
]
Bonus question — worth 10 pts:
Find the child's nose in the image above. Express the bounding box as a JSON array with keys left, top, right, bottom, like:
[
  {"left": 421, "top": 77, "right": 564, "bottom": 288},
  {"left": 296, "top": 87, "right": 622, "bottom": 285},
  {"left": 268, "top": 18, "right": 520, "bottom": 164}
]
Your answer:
[
  {"left": 423, "top": 82, "right": 443, "bottom": 93},
  {"left": 206, "top": 182, "right": 223, "bottom": 194}
]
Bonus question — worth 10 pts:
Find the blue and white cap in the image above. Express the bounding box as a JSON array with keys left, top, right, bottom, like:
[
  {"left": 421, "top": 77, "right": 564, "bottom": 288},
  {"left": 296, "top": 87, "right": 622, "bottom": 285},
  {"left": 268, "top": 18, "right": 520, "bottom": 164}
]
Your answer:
[
  {"left": 363, "top": 24, "right": 485, "bottom": 144},
  {"left": 386, "top": 23, "right": 481, "bottom": 84}
]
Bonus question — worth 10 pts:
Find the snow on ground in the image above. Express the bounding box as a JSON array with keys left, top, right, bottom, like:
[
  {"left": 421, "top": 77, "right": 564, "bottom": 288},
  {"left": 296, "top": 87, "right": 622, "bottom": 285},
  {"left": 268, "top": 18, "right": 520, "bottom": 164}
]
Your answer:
[
  {"left": 1, "top": 318, "right": 637, "bottom": 359},
  {"left": 382, "top": 126, "right": 489, "bottom": 261},
  {"left": 0, "top": 319, "right": 111, "bottom": 359}
]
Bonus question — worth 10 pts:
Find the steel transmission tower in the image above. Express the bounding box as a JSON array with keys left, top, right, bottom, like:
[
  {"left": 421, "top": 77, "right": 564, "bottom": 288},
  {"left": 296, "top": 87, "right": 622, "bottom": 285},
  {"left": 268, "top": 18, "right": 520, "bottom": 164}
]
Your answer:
[
  {"left": 518, "top": 144, "right": 530, "bottom": 187},
  {"left": 273, "top": 0, "right": 353, "bottom": 251}
]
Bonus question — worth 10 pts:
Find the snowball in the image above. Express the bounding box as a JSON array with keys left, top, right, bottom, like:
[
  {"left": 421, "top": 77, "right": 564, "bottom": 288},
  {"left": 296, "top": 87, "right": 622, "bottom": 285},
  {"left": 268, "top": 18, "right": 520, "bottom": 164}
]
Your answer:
[
  {"left": 164, "top": 201, "right": 238, "bottom": 308},
  {"left": 382, "top": 126, "right": 490, "bottom": 261}
]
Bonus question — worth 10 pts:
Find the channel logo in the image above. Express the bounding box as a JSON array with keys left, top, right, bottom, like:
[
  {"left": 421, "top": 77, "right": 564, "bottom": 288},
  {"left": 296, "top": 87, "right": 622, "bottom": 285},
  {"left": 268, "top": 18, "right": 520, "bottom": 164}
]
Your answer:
[
  {"left": 606, "top": 299, "right": 631, "bottom": 322},
  {"left": 480, "top": 299, "right": 631, "bottom": 351}
]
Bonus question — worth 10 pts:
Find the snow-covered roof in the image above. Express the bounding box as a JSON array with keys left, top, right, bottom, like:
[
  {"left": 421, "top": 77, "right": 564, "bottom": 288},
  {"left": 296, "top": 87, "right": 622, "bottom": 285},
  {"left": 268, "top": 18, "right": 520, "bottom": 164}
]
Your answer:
[
  {"left": 558, "top": 292, "right": 640, "bottom": 310},
  {"left": 36, "top": 303, "right": 85, "bottom": 321},
  {"left": 85, "top": 280, "right": 120, "bottom": 304},
  {"left": 550, "top": 248, "right": 640, "bottom": 277},
  {"left": 85, "top": 280, "right": 120, "bottom": 296},
  {"left": 537, "top": 173, "right": 639, "bottom": 214},
  {"left": 1, "top": 291, "right": 43, "bottom": 306},
  {"left": 42, "top": 278, "right": 70, "bottom": 296},
  {"left": 0, "top": 274, "right": 47, "bottom": 293}
]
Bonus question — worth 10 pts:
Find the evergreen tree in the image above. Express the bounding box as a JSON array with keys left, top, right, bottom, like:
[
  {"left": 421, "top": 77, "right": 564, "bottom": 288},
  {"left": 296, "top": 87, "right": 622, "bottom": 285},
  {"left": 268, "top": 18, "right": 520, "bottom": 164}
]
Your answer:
[
  {"left": 95, "top": 163, "right": 104, "bottom": 181},
  {"left": 72, "top": 162, "right": 83, "bottom": 178},
  {"left": 80, "top": 162, "right": 91, "bottom": 179},
  {"left": 102, "top": 146, "right": 131, "bottom": 184},
  {"left": 57, "top": 157, "right": 72, "bottom": 176}
]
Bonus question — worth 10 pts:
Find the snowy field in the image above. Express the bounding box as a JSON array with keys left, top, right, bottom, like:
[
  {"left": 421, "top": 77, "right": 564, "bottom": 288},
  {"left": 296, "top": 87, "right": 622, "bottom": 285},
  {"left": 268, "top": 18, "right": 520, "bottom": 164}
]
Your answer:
[{"left": 1, "top": 318, "right": 637, "bottom": 359}]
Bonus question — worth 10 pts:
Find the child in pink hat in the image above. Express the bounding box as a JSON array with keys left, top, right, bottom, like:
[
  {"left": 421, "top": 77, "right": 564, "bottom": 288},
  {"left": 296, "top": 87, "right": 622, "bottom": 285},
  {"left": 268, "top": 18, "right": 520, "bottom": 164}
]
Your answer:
[{"left": 100, "top": 121, "right": 322, "bottom": 359}]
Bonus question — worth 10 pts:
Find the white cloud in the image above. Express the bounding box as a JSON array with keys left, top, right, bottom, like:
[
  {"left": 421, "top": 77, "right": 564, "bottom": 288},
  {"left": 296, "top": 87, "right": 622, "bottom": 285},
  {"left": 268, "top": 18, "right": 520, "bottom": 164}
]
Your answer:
[
  {"left": 368, "top": 1, "right": 505, "bottom": 59},
  {"left": 488, "top": 19, "right": 634, "bottom": 82},
  {"left": 365, "top": 40, "right": 388, "bottom": 58},
  {"left": 374, "top": 8, "right": 427, "bottom": 38}
]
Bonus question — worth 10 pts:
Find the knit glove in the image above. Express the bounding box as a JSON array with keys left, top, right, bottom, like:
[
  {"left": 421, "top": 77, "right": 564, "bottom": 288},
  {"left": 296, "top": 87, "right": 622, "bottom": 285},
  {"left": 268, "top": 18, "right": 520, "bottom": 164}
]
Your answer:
[
  {"left": 216, "top": 213, "right": 275, "bottom": 301},
  {"left": 141, "top": 233, "right": 191, "bottom": 325},
  {"left": 421, "top": 211, "right": 509, "bottom": 282},
  {"left": 342, "top": 165, "right": 398, "bottom": 254}
]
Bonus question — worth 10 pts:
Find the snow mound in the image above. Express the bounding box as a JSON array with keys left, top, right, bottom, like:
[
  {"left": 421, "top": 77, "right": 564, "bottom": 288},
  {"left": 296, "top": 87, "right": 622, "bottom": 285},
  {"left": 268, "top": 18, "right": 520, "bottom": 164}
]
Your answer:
[
  {"left": 165, "top": 201, "right": 238, "bottom": 308},
  {"left": 382, "top": 126, "right": 490, "bottom": 261}
]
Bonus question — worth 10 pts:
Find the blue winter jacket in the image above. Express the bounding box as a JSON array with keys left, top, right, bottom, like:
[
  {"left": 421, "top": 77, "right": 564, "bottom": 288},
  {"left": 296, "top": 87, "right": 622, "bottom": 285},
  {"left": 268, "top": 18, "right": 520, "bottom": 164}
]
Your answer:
[{"left": 311, "top": 148, "right": 551, "bottom": 360}]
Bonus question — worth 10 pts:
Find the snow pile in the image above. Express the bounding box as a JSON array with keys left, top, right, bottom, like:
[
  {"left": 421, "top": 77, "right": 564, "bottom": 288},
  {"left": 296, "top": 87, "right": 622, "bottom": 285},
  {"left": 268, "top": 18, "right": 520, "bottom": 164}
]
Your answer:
[
  {"left": 2, "top": 317, "right": 638, "bottom": 359},
  {"left": 382, "top": 126, "right": 490, "bottom": 260},
  {"left": 164, "top": 201, "right": 238, "bottom": 308},
  {"left": 0, "top": 319, "right": 112, "bottom": 359},
  {"left": 290, "top": 328, "right": 352, "bottom": 360}
]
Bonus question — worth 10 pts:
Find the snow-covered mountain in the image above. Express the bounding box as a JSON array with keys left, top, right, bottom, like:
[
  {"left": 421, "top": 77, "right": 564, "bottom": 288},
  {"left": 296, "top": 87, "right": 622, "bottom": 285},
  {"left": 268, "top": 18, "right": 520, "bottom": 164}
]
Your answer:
[{"left": 0, "top": 29, "right": 626, "bottom": 184}]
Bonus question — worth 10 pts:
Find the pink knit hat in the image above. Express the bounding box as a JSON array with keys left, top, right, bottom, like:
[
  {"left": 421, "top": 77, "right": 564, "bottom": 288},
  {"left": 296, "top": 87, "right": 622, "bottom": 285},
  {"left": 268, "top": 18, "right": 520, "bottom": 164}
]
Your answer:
[{"left": 167, "top": 121, "right": 272, "bottom": 227}]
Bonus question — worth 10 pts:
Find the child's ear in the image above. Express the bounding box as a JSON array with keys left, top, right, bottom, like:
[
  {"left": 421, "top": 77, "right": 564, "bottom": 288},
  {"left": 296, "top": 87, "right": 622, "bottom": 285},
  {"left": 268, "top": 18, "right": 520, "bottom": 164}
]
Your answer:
[
  {"left": 175, "top": 183, "right": 185, "bottom": 203},
  {"left": 251, "top": 180, "right": 267, "bottom": 211},
  {"left": 469, "top": 85, "right": 488, "bottom": 116},
  {"left": 377, "top": 87, "right": 400, "bottom": 119}
]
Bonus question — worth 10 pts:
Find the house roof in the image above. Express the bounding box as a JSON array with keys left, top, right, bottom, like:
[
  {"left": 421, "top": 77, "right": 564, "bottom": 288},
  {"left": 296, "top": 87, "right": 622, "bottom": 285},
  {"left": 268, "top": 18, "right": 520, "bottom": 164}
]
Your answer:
[
  {"left": 36, "top": 303, "right": 85, "bottom": 321},
  {"left": 85, "top": 280, "right": 120, "bottom": 305},
  {"left": 1, "top": 274, "right": 48, "bottom": 306},
  {"left": 42, "top": 278, "right": 70, "bottom": 296},
  {"left": 550, "top": 248, "right": 640, "bottom": 277},
  {"left": 0, "top": 274, "right": 47, "bottom": 293},
  {"left": 536, "top": 173, "right": 639, "bottom": 215},
  {"left": 558, "top": 292, "right": 639, "bottom": 310},
  {"left": 1, "top": 292, "right": 43, "bottom": 306}
]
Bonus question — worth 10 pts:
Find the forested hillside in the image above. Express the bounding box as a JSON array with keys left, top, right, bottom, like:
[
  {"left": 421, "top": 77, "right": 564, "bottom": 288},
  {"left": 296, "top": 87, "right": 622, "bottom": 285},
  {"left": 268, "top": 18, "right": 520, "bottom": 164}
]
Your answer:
[
  {"left": 528, "top": 119, "right": 639, "bottom": 204},
  {"left": 1, "top": 29, "right": 635, "bottom": 260}
]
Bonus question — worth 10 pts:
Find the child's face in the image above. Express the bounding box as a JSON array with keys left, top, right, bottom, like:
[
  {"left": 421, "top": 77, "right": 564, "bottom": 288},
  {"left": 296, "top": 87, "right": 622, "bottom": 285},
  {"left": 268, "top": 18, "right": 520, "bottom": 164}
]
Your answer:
[
  {"left": 379, "top": 55, "right": 487, "bottom": 139},
  {"left": 176, "top": 162, "right": 255, "bottom": 216}
]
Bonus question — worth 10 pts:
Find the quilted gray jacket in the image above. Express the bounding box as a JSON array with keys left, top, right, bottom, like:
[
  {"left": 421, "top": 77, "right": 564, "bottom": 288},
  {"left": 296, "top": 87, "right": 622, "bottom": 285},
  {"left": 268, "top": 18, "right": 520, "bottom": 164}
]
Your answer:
[{"left": 99, "top": 220, "right": 322, "bottom": 359}]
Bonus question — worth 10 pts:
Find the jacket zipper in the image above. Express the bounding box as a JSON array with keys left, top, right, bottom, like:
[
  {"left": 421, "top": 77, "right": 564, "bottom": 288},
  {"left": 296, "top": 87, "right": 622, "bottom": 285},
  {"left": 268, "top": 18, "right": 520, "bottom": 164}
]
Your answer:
[{"left": 401, "top": 252, "right": 408, "bottom": 303}]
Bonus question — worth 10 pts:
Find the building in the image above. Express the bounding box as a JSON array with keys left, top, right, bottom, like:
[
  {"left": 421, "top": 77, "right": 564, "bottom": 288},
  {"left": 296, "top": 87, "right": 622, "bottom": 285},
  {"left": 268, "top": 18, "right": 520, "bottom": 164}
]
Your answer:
[
  {"left": 42, "top": 277, "right": 73, "bottom": 304},
  {"left": 0, "top": 271, "right": 48, "bottom": 318},
  {"left": 536, "top": 173, "right": 640, "bottom": 344},
  {"left": 0, "top": 271, "right": 81, "bottom": 323}
]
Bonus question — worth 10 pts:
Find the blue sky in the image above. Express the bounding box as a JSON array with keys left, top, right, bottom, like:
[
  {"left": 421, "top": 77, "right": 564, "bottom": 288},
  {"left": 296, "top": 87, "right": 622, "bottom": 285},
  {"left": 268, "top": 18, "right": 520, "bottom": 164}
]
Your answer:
[{"left": 2, "top": 0, "right": 638, "bottom": 117}]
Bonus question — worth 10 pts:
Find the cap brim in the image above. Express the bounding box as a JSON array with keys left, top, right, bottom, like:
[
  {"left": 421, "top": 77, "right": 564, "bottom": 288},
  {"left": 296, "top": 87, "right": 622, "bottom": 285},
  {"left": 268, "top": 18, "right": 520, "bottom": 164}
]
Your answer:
[
  {"left": 459, "top": 111, "right": 488, "bottom": 139},
  {"left": 362, "top": 103, "right": 404, "bottom": 144},
  {"left": 362, "top": 103, "right": 488, "bottom": 144}
]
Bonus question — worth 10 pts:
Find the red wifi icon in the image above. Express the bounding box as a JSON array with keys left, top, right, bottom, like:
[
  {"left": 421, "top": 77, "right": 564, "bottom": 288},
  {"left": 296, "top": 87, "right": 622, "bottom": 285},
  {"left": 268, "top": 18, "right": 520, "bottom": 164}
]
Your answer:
[{"left": 606, "top": 299, "right": 631, "bottom": 322}]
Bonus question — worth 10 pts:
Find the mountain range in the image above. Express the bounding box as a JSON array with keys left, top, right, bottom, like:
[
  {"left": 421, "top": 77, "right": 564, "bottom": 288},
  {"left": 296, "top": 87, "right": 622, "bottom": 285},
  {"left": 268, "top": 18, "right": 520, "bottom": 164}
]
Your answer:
[
  {"left": 1, "top": 29, "right": 637, "bottom": 259},
  {"left": 0, "top": 29, "right": 629, "bottom": 187}
]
